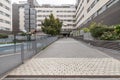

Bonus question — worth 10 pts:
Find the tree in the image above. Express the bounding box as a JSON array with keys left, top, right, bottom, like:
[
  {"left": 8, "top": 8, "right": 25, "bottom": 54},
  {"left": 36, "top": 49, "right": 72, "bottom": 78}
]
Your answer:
[{"left": 41, "top": 14, "right": 62, "bottom": 35}]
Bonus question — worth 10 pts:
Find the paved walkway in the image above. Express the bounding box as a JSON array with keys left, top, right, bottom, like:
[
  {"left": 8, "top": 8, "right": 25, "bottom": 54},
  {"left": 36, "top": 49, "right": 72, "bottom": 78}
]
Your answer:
[
  {"left": 5, "top": 38, "right": 120, "bottom": 79},
  {"left": 36, "top": 38, "right": 110, "bottom": 58}
]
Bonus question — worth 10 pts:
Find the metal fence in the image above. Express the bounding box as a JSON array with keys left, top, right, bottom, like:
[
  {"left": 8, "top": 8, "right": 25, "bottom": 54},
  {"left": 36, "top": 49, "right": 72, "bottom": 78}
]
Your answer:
[{"left": 0, "top": 36, "right": 58, "bottom": 78}]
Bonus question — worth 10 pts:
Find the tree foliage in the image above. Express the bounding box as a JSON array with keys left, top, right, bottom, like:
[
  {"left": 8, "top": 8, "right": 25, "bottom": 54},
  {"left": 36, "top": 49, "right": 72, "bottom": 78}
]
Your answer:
[
  {"left": 89, "top": 22, "right": 120, "bottom": 40},
  {"left": 41, "top": 14, "right": 62, "bottom": 35},
  {"left": 89, "top": 22, "right": 114, "bottom": 39}
]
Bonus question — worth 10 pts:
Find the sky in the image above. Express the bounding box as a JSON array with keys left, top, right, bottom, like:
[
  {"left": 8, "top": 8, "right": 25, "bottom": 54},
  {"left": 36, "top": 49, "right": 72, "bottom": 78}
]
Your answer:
[{"left": 12, "top": 0, "right": 76, "bottom": 5}]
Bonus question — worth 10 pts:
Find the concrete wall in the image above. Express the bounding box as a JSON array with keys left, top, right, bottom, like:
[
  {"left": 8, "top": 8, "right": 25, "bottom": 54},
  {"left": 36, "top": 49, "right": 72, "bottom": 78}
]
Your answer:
[{"left": 74, "top": 37, "right": 120, "bottom": 51}]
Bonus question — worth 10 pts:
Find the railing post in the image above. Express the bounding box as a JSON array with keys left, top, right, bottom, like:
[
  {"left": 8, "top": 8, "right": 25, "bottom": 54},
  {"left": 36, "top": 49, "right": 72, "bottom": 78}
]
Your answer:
[
  {"left": 21, "top": 43, "right": 24, "bottom": 64},
  {"left": 14, "top": 44, "right": 16, "bottom": 53},
  {"left": 35, "top": 40, "right": 37, "bottom": 54}
]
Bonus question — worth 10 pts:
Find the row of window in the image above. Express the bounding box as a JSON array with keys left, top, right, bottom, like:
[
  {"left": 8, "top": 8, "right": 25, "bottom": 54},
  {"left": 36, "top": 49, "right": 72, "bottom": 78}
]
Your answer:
[
  {"left": 76, "top": 0, "right": 99, "bottom": 17},
  {"left": 37, "top": 15, "right": 49, "bottom": 17},
  {"left": 0, "top": 10, "right": 10, "bottom": 17},
  {"left": 87, "top": 0, "right": 99, "bottom": 13},
  {"left": 62, "top": 29, "right": 72, "bottom": 32},
  {"left": 76, "top": 14, "right": 84, "bottom": 25},
  {"left": 0, "top": 19, "right": 11, "bottom": 24},
  {"left": 35, "top": 6, "right": 74, "bottom": 8},
  {"left": 87, "top": 0, "right": 90, "bottom": 3},
  {"left": 37, "top": 15, "right": 75, "bottom": 18},
  {"left": 57, "top": 15, "right": 75, "bottom": 17},
  {"left": 37, "top": 19, "right": 75, "bottom": 22},
  {"left": 58, "top": 19, "right": 75, "bottom": 22},
  {"left": 37, "top": 10, "right": 52, "bottom": 13},
  {"left": 76, "top": 7, "right": 84, "bottom": 19},
  {"left": 37, "top": 24, "right": 74, "bottom": 27},
  {"left": 76, "top": 0, "right": 84, "bottom": 14},
  {"left": 37, "top": 10, "right": 75, "bottom": 13},
  {"left": 5, "top": 0, "right": 10, "bottom": 4},
  {"left": 57, "top": 11, "right": 75, "bottom": 13},
  {"left": 0, "top": 26, "right": 10, "bottom": 31},
  {"left": 40, "top": 19, "right": 74, "bottom": 22},
  {"left": 0, "top": 2, "right": 10, "bottom": 11}
]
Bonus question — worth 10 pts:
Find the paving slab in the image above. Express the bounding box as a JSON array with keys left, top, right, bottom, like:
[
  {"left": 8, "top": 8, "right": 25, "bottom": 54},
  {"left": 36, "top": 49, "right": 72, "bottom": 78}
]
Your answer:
[{"left": 7, "top": 58, "right": 120, "bottom": 76}]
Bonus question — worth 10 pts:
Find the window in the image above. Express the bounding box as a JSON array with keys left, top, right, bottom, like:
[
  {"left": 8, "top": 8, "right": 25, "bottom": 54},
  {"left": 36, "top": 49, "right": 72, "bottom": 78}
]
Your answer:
[
  {"left": 0, "top": 26, "right": 10, "bottom": 31},
  {"left": 0, "top": 19, "right": 3, "bottom": 22},
  {"left": 5, "top": 0, "right": 10, "bottom": 3},
  {"left": 106, "top": 0, "right": 119, "bottom": 8},
  {"left": 0, "top": 2, "right": 10, "bottom": 11},
  {"left": 87, "top": 0, "right": 90, "bottom": 3},
  {"left": 97, "top": 5, "right": 106, "bottom": 15},
  {"left": 87, "top": 0, "right": 99, "bottom": 13},
  {"left": 5, "top": 20, "right": 10, "bottom": 24},
  {"left": 0, "top": 3, "right": 3, "bottom": 7}
]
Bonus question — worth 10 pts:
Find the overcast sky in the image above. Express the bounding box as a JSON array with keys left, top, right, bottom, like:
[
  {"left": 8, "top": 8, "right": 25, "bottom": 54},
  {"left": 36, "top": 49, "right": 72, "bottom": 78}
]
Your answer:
[{"left": 12, "top": 0, "right": 76, "bottom": 5}]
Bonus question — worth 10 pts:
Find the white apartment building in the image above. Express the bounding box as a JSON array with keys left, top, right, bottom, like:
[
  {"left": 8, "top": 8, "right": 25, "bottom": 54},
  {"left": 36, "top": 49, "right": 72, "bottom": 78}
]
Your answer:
[
  {"left": 76, "top": 0, "right": 120, "bottom": 28},
  {"left": 35, "top": 5, "right": 76, "bottom": 33},
  {"left": 0, "top": 0, "right": 11, "bottom": 31}
]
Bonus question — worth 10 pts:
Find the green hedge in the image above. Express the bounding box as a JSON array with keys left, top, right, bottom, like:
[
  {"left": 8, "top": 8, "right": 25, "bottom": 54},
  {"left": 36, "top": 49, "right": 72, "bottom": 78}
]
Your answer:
[
  {"left": 0, "top": 34, "right": 8, "bottom": 39},
  {"left": 89, "top": 22, "right": 120, "bottom": 40},
  {"left": 89, "top": 23, "right": 114, "bottom": 39}
]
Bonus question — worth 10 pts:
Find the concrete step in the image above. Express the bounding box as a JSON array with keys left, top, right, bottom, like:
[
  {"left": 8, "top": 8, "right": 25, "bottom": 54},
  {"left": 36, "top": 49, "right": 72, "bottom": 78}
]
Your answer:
[{"left": 3, "top": 78, "right": 120, "bottom": 80}]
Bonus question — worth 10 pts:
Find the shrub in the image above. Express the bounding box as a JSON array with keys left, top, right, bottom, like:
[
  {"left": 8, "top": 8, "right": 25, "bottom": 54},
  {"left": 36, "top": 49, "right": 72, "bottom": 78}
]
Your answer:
[
  {"left": 82, "top": 28, "right": 90, "bottom": 33},
  {"left": 89, "top": 22, "right": 114, "bottom": 39},
  {"left": 100, "top": 31, "right": 117, "bottom": 40},
  {"left": 0, "top": 34, "right": 8, "bottom": 38},
  {"left": 19, "top": 32, "right": 27, "bottom": 36},
  {"left": 115, "top": 25, "right": 120, "bottom": 34},
  {"left": 89, "top": 23, "right": 105, "bottom": 38}
]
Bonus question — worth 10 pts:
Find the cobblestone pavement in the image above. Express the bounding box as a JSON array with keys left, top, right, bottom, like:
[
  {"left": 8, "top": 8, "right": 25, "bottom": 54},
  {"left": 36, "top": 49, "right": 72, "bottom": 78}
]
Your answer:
[{"left": 5, "top": 38, "right": 120, "bottom": 79}]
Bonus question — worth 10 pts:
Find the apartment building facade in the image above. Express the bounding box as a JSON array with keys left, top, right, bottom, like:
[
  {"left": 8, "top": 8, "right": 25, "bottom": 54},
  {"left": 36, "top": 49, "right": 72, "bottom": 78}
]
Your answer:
[
  {"left": 12, "top": 0, "right": 38, "bottom": 34},
  {"left": 76, "top": 0, "right": 120, "bottom": 28},
  {"left": 35, "top": 5, "right": 76, "bottom": 34},
  {"left": 0, "top": 0, "right": 11, "bottom": 33}
]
